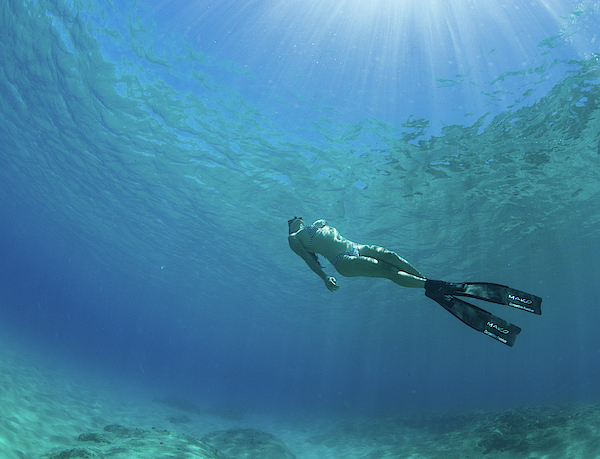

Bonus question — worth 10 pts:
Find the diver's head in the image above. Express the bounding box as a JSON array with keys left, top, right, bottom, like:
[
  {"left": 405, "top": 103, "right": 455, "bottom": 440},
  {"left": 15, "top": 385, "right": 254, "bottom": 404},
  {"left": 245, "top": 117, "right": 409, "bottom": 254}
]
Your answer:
[{"left": 287, "top": 216, "right": 304, "bottom": 234}]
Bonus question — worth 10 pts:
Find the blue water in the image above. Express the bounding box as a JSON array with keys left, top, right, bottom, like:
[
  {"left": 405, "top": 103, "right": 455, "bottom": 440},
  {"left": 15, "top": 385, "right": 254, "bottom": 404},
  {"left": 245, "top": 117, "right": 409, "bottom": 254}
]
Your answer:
[{"left": 1, "top": 0, "right": 599, "bottom": 421}]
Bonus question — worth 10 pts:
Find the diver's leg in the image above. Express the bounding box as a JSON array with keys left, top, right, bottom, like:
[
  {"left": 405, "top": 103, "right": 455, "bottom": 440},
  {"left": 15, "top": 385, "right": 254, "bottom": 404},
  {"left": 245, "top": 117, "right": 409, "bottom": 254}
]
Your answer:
[
  {"left": 335, "top": 256, "right": 426, "bottom": 288},
  {"left": 358, "top": 245, "right": 424, "bottom": 278}
]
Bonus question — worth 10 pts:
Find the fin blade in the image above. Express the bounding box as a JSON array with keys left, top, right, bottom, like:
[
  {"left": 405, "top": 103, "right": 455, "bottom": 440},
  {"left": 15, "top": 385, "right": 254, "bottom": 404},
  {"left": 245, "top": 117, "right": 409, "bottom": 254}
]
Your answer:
[
  {"left": 461, "top": 283, "right": 542, "bottom": 315},
  {"left": 426, "top": 289, "right": 522, "bottom": 347},
  {"left": 424, "top": 280, "right": 542, "bottom": 315}
]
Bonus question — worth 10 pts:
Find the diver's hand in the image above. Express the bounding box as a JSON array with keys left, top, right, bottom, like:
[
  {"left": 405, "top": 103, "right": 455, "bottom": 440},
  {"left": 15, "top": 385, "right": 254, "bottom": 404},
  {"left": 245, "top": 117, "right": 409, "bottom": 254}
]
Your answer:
[{"left": 325, "top": 276, "right": 339, "bottom": 292}]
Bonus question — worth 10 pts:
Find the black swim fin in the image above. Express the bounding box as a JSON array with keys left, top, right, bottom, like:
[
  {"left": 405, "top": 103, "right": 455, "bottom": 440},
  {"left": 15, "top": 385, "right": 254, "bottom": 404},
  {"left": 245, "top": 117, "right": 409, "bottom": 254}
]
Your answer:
[
  {"left": 425, "top": 286, "right": 522, "bottom": 347},
  {"left": 425, "top": 280, "right": 542, "bottom": 315},
  {"left": 424, "top": 279, "right": 541, "bottom": 347}
]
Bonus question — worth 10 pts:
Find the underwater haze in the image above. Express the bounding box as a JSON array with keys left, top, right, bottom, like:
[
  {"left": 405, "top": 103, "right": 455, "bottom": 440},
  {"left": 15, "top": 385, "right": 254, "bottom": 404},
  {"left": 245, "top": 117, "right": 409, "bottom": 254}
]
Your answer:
[{"left": 1, "top": 0, "right": 600, "bottom": 456}]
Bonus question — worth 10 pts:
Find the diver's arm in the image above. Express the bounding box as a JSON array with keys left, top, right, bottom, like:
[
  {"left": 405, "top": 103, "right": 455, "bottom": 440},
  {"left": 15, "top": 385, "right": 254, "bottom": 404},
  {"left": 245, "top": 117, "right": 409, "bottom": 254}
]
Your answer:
[{"left": 288, "top": 237, "right": 339, "bottom": 291}]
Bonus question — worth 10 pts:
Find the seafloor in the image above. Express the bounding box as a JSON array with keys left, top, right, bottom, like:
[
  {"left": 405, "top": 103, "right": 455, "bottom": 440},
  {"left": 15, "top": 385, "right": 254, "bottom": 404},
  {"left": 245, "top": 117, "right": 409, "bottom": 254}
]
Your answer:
[{"left": 2, "top": 338, "right": 599, "bottom": 459}]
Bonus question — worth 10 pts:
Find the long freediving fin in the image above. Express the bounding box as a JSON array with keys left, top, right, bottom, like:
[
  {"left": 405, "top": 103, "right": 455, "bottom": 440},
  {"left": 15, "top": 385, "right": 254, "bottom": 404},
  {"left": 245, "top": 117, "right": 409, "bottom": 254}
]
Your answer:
[
  {"left": 425, "top": 286, "right": 522, "bottom": 347},
  {"left": 425, "top": 280, "right": 542, "bottom": 315}
]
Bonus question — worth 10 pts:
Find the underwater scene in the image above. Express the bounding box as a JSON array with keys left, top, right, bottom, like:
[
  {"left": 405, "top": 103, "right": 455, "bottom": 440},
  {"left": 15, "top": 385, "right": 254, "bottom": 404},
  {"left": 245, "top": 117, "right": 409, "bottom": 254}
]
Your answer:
[{"left": 1, "top": 0, "right": 600, "bottom": 457}]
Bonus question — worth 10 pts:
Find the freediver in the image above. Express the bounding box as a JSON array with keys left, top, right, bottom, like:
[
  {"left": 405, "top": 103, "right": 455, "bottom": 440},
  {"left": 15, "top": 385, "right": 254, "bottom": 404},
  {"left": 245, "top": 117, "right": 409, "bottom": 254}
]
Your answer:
[{"left": 287, "top": 217, "right": 542, "bottom": 347}]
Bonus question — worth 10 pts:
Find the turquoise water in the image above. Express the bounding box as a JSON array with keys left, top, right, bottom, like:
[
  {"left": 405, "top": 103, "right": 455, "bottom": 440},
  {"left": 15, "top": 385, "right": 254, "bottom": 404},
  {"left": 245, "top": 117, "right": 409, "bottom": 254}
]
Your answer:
[{"left": 1, "top": 0, "right": 600, "bottom": 416}]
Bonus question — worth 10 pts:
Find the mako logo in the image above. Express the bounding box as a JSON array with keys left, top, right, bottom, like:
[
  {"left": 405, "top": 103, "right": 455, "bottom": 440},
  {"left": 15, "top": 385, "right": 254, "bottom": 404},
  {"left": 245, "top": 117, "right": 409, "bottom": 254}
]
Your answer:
[
  {"left": 487, "top": 322, "right": 510, "bottom": 334},
  {"left": 508, "top": 294, "right": 533, "bottom": 305}
]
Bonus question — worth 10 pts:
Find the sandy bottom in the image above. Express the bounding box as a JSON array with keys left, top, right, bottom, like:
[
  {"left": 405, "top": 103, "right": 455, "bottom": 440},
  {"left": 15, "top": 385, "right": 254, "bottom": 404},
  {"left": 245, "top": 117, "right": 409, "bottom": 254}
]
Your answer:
[{"left": 2, "top": 337, "right": 600, "bottom": 459}]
